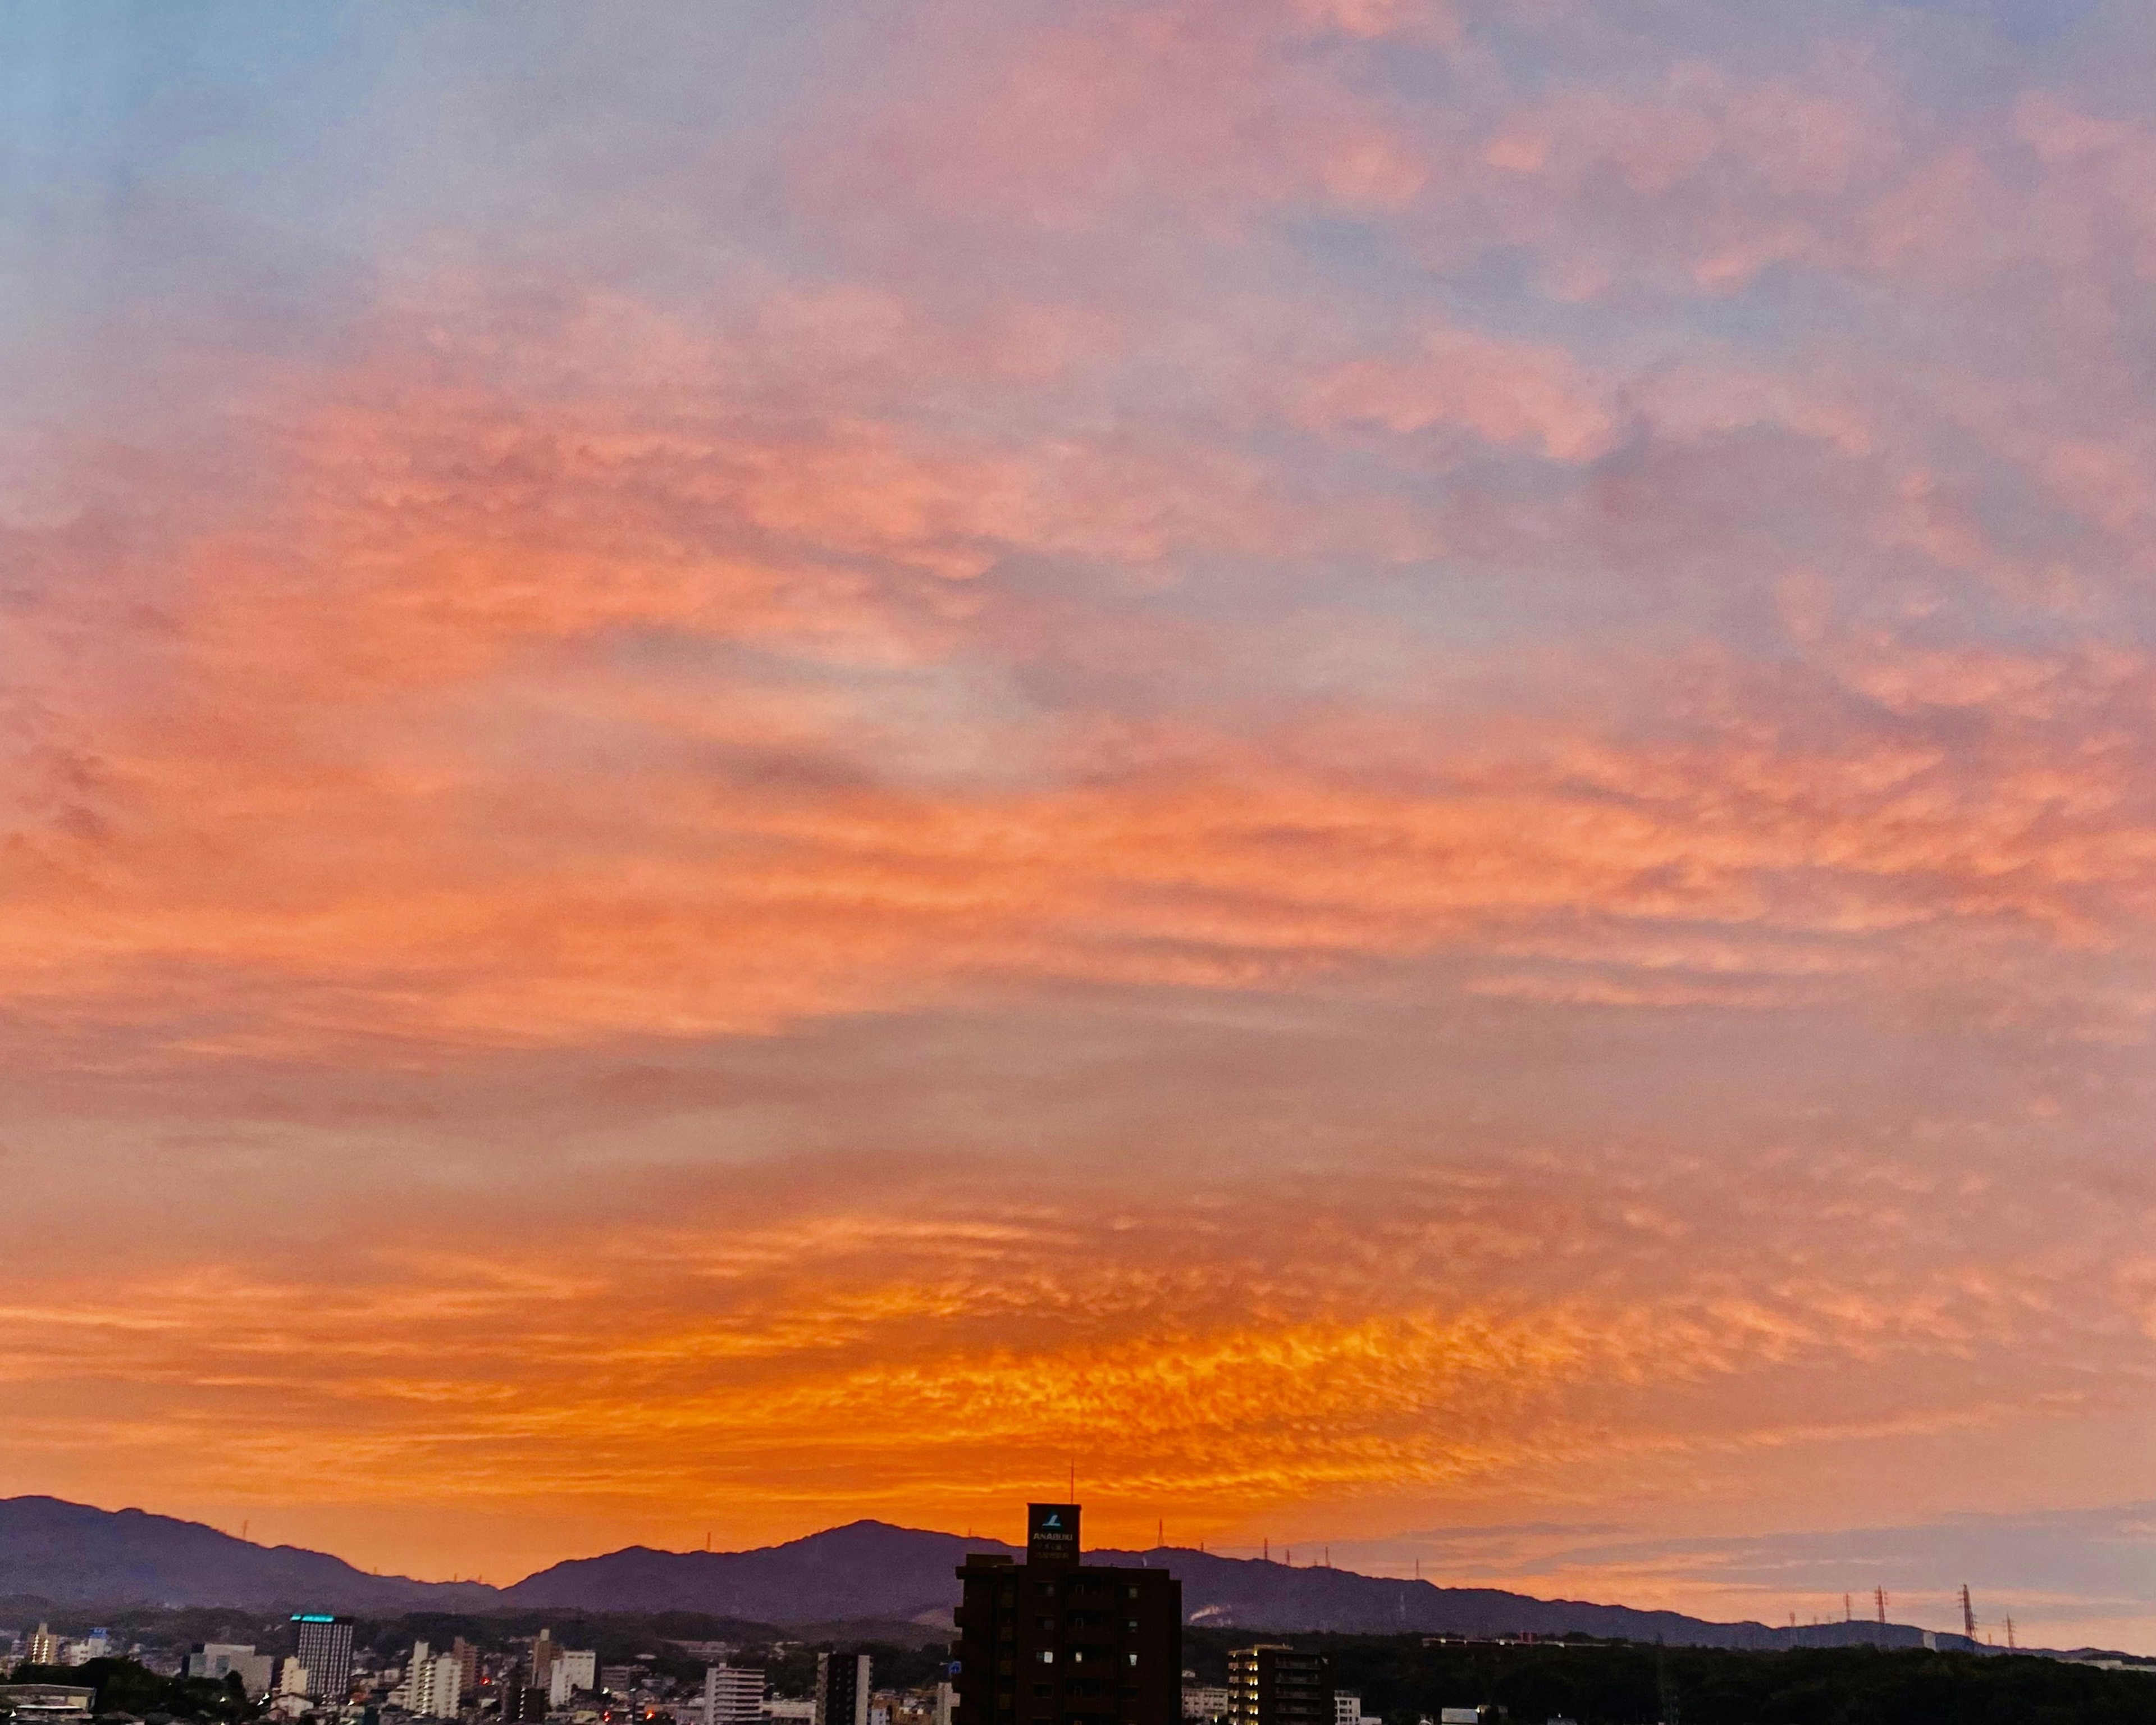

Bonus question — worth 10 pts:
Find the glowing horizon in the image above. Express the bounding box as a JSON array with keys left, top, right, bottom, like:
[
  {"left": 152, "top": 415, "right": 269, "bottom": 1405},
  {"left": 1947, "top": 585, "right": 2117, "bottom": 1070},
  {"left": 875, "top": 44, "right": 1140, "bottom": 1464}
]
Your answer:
[{"left": 5, "top": 0, "right": 2156, "bottom": 1655}]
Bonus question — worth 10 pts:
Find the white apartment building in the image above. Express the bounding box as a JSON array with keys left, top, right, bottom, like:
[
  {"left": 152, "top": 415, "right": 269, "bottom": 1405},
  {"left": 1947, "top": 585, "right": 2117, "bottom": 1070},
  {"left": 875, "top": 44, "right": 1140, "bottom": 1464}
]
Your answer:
[
  {"left": 703, "top": 1665, "right": 766, "bottom": 1725},
  {"left": 550, "top": 1651, "right": 599, "bottom": 1706},
  {"left": 1182, "top": 1688, "right": 1231, "bottom": 1722},
  {"left": 394, "top": 1642, "right": 464, "bottom": 1718}
]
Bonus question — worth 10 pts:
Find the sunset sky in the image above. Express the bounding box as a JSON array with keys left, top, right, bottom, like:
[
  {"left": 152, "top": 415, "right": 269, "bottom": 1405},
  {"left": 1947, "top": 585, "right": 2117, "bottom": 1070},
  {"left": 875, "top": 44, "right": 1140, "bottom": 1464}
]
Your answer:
[{"left": 6, "top": 0, "right": 2156, "bottom": 1652}]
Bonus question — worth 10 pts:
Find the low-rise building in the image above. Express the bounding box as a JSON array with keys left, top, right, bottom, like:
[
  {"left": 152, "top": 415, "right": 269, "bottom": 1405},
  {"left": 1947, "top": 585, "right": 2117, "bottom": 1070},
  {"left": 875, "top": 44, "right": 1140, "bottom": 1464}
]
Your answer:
[
  {"left": 550, "top": 1651, "right": 599, "bottom": 1706},
  {"left": 1184, "top": 1688, "right": 1231, "bottom": 1722},
  {"left": 0, "top": 1684, "right": 95, "bottom": 1722},
  {"left": 60, "top": 1630, "right": 110, "bottom": 1666},
  {"left": 187, "top": 1644, "right": 276, "bottom": 1699}
]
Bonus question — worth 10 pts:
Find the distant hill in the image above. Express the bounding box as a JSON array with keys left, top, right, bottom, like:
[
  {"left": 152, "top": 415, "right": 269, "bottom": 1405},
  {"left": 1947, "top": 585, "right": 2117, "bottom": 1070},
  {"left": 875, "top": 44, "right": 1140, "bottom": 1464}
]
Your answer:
[
  {"left": 503, "top": 1527, "right": 1974, "bottom": 1651},
  {"left": 0, "top": 1496, "right": 493, "bottom": 1612},
  {"left": 0, "top": 1496, "right": 1979, "bottom": 1654},
  {"left": 501, "top": 1521, "right": 990, "bottom": 1621}
]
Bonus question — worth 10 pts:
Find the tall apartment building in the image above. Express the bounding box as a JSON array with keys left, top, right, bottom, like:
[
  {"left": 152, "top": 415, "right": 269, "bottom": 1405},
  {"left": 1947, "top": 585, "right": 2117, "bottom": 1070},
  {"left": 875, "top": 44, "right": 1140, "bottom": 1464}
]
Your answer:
[
  {"left": 503, "top": 1682, "right": 551, "bottom": 1723},
  {"left": 702, "top": 1665, "right": 766, "bottom": 1725},
  {"left": 396, "top": 1642, "right": 465, "bottom": 1718},
  {"left": 453, "top": 1638, "right": 481, "bottom": 1701},
  {"left": 25, "top": 1626, "right": 58, "bottom": 1667},
  {"left": 291, "top": 1617, "right": 356, "bottom": 1702},
  {"left": 816, "top": 1653, "right": 871, "bottom": 1725},
  {"left": 953, "top": 1503, "right": 1181, "bottom": 1725},
  {"left": 1226, "top": 1648, "right": 1330, "bottom": 1725}
]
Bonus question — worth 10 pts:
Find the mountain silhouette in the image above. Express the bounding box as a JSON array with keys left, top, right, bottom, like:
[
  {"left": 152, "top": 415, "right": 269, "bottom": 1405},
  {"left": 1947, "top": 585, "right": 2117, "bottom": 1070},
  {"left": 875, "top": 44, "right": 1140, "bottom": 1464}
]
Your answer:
[{"left": 0, "top": 1496, "right": 1974, "bottom": 1653}]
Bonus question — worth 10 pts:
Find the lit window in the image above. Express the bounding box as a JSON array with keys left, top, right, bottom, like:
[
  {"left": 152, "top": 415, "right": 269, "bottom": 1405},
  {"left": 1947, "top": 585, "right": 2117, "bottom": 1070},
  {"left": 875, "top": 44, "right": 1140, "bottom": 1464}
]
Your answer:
[
  {"left": 1035, "top": 1654, "right": 1054, "bottom": 1666},
  {"left": 1125, "top": 1657, "right": 1138, "bottom": 1668}
]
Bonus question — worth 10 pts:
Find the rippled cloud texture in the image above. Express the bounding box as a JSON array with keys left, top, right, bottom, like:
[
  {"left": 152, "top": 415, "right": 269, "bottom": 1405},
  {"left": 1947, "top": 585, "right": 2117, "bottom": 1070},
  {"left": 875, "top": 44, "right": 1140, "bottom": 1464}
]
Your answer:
[{"left": 6, "top": 0, "right": 2156, "bottom": 1648}]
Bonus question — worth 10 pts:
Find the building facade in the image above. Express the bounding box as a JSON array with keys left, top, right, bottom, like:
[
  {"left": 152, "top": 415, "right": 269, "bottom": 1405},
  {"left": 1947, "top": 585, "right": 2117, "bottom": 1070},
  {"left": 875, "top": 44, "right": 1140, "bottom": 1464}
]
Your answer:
[
  {"left": 395, "top": 1642, "right": 465, "bottom": 1718},
  {"left": 816, "top": 1654, "right": 871, "bottom": 1725},
  {"left": 292, "top": 1616, "right": 356, "bottom": 1701},
  {"left": 549, "top": 1650, "right": 598, "bottom": 1706},
  {"left": 1226, "top": 1648, "right": 1331, "bottom": 1725},
  {"left": 186, "top": 1644, "right": 276, "bottom": 1699},
  {"left": 0, "top": 1686, "right": 94, "bottom": 1723},
  {"left": 24, "top": 1626, "right": 58, "bottom": 1667},
  {"left": 953, "top": 1504, "right": 1182, "bottom": 1725},
  {"left": 705, "top": 1665, "right": 768, "bottom": 1725},
  {"left": 503, "top": 1683, "right": 551, "bottom": 1723}
]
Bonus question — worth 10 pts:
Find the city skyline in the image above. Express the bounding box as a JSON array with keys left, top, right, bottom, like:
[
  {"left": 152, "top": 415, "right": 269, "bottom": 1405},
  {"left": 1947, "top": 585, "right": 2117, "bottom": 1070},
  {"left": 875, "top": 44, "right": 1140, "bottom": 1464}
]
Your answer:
[{"left": 6, "top": 0, "right": 2156, "bottom": 1659}]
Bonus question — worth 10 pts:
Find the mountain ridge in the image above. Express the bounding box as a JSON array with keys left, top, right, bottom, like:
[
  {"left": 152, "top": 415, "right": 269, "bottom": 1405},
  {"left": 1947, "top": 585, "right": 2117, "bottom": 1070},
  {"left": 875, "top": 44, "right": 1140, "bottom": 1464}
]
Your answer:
[{"left": 0, "top": 1495, "right": 1978, "bottom": 1654}]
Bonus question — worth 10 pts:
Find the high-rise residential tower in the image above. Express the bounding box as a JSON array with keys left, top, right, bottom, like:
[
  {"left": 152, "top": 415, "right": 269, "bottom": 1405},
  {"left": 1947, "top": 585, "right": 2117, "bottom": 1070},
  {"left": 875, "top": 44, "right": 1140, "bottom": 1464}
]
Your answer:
[
  {"left": 395, "top": 1643, "right": 464, "bottom": 1718},
  {"left": 953, "top": 1504, "right": 1181, "bottom": 1725},
  {"left": 290, "top": 1617, "right": 355, "bottom": 1702},
  {"left": 815, "top": 1653, "right": 871, "bottom": 1725},
  {"left": 703, "top": 1664, "right": 766, "bottom": 1725}
]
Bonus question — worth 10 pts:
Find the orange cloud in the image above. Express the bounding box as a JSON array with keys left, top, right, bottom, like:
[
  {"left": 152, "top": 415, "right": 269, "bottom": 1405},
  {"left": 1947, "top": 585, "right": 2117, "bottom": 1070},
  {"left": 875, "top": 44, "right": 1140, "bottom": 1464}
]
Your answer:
[{"left": 12, "top": 0, "right": 2156, "bottom": 1632}]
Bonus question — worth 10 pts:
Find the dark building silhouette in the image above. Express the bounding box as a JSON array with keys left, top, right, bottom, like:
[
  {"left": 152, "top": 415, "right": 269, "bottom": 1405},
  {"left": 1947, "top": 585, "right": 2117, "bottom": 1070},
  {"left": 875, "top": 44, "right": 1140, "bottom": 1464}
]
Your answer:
[
  {"left": 503, "top": 1685, "right": 550, "bottom": 1723},
  {"left": 1226, "top": 1647, "right": 1331, "bottom": 1725},
  {"left": 954, "top": 1504, "right": 1180, "bottom": 1725},
  {"left": 817, "top": 1653, "right": 871, "bottom": 1725},
  {"left": 290, "top": 1616, "right": 355, "bottom": 1701}
]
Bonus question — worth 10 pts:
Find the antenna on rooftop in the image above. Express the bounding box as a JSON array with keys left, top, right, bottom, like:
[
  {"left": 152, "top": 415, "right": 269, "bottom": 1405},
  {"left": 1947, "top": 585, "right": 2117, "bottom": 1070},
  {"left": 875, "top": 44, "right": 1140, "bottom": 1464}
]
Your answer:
[
  {"left": 2005, "top": 1617, "right": 2016, "bottom": 1650},
  {"left": 1961, "top": 1585, "right": 1977, "bottom": 1641}
]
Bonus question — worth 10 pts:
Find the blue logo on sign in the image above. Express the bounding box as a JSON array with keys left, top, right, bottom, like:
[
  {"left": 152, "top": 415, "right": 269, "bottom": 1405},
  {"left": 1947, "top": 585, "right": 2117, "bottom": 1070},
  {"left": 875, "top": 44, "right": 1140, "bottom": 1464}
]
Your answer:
[{"left": 1043, "top": 1513, "right": 1061, "bottom": 1528}]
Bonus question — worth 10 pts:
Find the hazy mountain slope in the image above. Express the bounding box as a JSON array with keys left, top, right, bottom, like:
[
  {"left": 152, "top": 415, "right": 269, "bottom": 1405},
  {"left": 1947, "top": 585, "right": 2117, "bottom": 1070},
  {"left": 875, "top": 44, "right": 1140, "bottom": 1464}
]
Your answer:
[
  {"left": 501, "top": 1521, "right": 1004, "bottom": 1619},
  {"left": 0, "top": 1496, "right": 493, "bottom": 1610},
  {"left": 0, "top": 1497, "right": 1976, "bottom": 1653}
]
